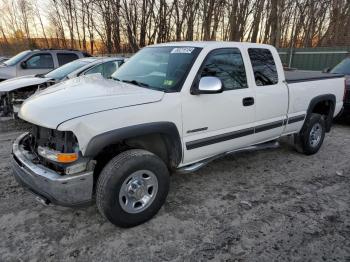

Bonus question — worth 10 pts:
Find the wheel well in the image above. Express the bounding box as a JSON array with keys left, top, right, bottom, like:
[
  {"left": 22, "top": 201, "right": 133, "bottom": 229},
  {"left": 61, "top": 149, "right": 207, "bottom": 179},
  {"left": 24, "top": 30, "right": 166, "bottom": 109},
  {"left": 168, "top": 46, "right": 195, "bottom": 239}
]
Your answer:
[
  {"left": 310, "top": 99, "right": 334, "bottom": 132},
  {"left": 92, "top": 133, "right": 181, "bottom": 184},
  {"left": 312, "top": 100, "right": 332, "bottom": 115}
]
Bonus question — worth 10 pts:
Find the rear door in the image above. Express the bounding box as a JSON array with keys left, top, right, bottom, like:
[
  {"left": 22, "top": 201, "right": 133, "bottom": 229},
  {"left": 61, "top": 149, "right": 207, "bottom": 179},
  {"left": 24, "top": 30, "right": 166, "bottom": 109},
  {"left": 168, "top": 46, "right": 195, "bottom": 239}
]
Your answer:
[
  {"left": 57, "top": 53, "right": 79, "bottom": 66},
  {"left": 247, "top": 48, "right": 288, "bottom": 143},
  {"left": 182, "top": 48, "right": 256, "bottom": 164}
]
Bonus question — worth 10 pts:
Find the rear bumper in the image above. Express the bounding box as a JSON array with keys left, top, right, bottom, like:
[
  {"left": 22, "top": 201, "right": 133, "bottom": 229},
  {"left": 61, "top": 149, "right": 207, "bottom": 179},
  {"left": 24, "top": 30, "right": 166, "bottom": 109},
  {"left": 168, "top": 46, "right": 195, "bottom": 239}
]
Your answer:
[{"left": 12, "top": 133, "right": 94, "bottom": 207}]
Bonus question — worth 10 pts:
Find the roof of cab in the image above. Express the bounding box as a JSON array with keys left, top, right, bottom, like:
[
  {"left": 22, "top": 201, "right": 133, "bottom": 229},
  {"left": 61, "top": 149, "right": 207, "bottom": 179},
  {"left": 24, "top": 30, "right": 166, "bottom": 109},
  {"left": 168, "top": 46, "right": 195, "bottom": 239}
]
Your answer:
[{"left": 150, "top": 41, "right": 274, "bottom": 49}]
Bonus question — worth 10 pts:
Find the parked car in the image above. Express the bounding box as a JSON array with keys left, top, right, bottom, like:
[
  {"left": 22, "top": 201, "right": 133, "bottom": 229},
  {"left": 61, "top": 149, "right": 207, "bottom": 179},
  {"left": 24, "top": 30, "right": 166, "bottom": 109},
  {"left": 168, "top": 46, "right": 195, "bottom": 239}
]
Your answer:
[
  {"left": 329, "top": 57, "right": 350, "bottom": 116},
  {"left": 0, "top": 57, "right": 125, "bottom": 117},
  {"left": 12, "top": 42, "right": 345, "bottom": 227},
  {"left": 0, "top": 49, "right": 90, "bottom": 82}
]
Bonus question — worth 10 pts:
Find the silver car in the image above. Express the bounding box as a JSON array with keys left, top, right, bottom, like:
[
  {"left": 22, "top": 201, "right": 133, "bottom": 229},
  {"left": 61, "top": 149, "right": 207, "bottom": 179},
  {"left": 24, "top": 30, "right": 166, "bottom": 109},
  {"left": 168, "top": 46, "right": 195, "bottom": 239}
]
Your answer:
[
  {"left": 0, "top": 49, "right": 90, "bottom": 81},
  {"left": 0, "top": 57, "right": 125, "bottom": 117}
]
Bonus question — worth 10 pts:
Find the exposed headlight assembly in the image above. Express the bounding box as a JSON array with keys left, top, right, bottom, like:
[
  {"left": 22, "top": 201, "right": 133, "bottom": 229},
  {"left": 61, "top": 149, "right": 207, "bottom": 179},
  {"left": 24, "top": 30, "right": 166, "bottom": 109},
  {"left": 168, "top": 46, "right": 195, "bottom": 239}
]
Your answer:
[{"left": 38, "top": 146, "right": 78, "bottom": 164}]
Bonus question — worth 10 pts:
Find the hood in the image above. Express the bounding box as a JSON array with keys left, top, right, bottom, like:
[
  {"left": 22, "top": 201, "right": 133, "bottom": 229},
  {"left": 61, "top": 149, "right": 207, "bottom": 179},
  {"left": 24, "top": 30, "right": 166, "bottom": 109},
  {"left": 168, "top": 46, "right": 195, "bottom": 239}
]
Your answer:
[
  {"left": 19, "top": 74, "right": 164, "bottom": 129},
  {"left": 0, "top": 65, "right": 16, "bottom": 80},
  {"left": 0, "top": 75, "right": 52, "bottom": 92}
]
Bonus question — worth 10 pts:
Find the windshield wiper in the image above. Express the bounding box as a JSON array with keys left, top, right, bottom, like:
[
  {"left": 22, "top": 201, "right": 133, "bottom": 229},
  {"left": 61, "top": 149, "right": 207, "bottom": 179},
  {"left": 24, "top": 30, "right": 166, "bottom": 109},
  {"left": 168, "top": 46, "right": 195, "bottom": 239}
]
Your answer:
[
  {"left": 111, "top": 77, "right": 152, "bottom": 88},
  {"left": 118, "top": 79, "right": 150, "bottom": 87},
  {"left": 122, "top": 79, "right": 149, "bottom": 87},
  {"left": 110, "top": 76, "right": 120, "bottom": 81}
]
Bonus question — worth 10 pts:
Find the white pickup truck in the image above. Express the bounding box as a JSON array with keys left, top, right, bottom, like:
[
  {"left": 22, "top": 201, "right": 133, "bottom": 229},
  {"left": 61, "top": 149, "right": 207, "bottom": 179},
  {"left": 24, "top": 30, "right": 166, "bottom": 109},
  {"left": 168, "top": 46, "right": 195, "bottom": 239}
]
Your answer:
[{"left": 12, "top": 42, "right": 345, "bottom": 227}]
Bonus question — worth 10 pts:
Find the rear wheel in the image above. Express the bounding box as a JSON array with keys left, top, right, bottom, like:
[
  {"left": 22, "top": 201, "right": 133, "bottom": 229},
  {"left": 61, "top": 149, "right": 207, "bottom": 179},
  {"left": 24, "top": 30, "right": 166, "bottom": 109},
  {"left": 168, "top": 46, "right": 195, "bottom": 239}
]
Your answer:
[
  {"left": 297, "top": 113, "right": 326, "bottom": 155},
  {"left": 96, "top": 149, "right": 170, "bottom": 227}
]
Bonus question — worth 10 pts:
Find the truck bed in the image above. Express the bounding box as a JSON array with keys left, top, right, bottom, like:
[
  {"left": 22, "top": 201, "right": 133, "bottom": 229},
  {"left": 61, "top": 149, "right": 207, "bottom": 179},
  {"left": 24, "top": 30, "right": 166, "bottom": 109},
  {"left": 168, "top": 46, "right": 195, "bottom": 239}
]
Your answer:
[{"left": 285, "top": 70, "right": 344, "bottom": 84}]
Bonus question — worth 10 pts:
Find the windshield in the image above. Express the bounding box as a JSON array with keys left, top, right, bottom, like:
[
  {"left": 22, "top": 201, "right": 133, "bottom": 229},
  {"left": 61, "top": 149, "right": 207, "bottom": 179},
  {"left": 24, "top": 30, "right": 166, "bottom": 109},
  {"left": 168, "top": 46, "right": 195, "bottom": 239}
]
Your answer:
[
  {"left": 45, "top": 59, "right": 91, "bottom": 80},
  {"left": 330, "top": 58, "right": 350, "bottom": 75},
  {"left": 111, "top": 46, "right": 201, "bottom": 92},
  {"left": 4, "top": 50, "right": 31, "bottom": 66}
]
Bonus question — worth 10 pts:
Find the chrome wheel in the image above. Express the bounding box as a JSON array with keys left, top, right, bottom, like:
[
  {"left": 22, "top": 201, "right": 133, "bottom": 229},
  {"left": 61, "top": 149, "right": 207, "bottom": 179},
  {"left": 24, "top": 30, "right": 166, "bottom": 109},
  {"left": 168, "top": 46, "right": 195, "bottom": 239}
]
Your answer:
[
  {"left": 309, "top": 123, "right": 322, "bottom": 147},
  {"left": 119, "top": 170, "right": 158, "bottom": 214}
]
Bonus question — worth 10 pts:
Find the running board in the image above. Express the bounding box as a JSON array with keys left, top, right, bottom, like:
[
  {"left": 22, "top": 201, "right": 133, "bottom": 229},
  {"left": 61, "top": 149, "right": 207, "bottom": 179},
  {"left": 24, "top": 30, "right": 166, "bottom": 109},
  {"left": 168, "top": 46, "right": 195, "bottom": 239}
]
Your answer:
[{"left": 176, "top": 140, "right": 280, "bottom": 174}]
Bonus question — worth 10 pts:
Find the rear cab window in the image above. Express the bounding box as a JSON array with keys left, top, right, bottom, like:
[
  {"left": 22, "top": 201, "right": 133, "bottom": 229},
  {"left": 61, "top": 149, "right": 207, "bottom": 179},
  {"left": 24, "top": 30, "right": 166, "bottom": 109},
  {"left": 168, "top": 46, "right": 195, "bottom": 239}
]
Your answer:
[
  {"left": 57, "top": 53, "right": 79, "bottom": 66},
  {"left": 248, "top": 48, "right": 278, "bottom": 86},
  {"left": 200, "top": 48, "right": 248, "bottom": 90}
]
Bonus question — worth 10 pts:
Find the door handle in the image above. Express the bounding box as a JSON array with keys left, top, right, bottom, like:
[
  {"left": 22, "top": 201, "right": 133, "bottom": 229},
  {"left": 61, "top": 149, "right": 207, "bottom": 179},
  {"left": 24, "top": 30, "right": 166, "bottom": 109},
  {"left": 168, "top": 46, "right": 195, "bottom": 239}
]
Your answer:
[{"left": 243, "top": 97, "right": 254, "bottom": 106}]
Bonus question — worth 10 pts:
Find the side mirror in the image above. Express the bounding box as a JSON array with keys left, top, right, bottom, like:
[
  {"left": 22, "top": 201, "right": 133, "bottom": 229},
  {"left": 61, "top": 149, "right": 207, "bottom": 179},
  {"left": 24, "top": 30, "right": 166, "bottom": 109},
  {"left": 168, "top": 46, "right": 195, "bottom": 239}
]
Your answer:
[
  {"left": 193, "top": 76, "right": 223, "bottom": 95},
  {"left": 20, "top": 61, "right": 27, "bottom": 69},
  {"left": 323, "top": 67, "right": 330, "bottom": 73}
]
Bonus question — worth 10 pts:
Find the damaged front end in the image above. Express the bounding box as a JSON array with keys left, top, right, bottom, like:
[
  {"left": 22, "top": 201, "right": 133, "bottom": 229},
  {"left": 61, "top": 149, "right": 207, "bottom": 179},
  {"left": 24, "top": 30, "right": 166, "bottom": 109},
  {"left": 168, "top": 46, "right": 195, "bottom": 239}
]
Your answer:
[
  {"left": 1, "top": 81, "right": 56, "bottom": 117},
  {"left": 0, "top": 88, "right": 36, "bottom": 117},
  {"left": 0, "top": 92, "right": 11, "bottom": 116},
  {"left": 12, "top": 125, "right": 95, "bottom": 206}
]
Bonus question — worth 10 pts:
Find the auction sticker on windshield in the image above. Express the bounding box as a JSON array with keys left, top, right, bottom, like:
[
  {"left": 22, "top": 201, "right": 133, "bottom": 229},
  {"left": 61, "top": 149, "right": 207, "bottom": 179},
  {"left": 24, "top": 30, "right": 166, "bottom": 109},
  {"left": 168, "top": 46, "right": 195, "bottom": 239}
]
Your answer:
[{"left": 171, "top": 47, "right": 195, "bottom": 54}]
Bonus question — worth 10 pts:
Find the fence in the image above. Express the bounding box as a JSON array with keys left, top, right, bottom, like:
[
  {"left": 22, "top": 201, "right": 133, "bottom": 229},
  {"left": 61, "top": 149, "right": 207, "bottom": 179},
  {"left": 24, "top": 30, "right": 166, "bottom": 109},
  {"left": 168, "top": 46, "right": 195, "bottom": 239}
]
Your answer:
[{"left": 278, "top": 47, "right": 350, "bottom": 71}]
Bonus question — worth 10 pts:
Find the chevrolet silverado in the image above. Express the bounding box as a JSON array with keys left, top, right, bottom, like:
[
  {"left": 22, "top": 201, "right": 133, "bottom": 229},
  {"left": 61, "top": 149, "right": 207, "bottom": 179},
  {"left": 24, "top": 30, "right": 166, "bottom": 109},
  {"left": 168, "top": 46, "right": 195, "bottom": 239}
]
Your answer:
[{"left": 12, "top": 42, "right": 345, "bottom": 227}]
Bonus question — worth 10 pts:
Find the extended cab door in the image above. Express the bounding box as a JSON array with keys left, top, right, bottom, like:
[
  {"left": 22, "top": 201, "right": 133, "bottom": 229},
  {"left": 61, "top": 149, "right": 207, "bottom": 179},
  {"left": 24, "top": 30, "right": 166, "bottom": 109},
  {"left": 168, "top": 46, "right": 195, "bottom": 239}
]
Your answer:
[
  {"left": 247, "top": 48, "right": 288, "bottom": 143},
  {"left": 181, "top": 48, "right": 256, "bottom": 164}
]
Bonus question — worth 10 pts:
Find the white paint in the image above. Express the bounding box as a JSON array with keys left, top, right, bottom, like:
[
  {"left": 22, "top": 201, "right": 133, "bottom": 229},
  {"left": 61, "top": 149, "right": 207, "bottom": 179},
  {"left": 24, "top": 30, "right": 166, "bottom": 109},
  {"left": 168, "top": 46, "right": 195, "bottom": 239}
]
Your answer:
[{"left": 18, "top": 41, "right": 345, "bottom": 167}]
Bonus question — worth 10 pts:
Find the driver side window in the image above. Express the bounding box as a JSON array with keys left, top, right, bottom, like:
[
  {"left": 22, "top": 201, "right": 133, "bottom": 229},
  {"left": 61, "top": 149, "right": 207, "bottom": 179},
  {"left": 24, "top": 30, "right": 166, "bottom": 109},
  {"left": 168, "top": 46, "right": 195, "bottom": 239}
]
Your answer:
[
  {"left": 26, "top": 54, "right": 54, "bottom": 69},
  {"left": 200, "top": 48, "right": 248, "bottom": 91}
]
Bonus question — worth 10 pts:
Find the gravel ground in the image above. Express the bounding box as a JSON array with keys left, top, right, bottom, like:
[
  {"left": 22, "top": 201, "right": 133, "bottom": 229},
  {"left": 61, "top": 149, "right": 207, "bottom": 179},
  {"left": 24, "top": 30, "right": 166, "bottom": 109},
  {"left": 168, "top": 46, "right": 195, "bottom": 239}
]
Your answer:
[{"left": 0, "top": 120, "right": 349, "bottom": 261}]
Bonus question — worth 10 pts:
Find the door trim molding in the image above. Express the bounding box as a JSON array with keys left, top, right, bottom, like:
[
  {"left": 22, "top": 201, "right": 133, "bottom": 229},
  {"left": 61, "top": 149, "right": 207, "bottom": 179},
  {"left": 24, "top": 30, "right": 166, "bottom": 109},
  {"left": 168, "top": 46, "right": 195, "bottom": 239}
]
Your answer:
[
  {"left": 287, "top": 114, "right": 306, "bottom": 124},
  {"left": 186, "top": 114, "right": 305, "bottom": 150},
  {"left": 186, "top": 127, "right": 254, "bottom": 150}
]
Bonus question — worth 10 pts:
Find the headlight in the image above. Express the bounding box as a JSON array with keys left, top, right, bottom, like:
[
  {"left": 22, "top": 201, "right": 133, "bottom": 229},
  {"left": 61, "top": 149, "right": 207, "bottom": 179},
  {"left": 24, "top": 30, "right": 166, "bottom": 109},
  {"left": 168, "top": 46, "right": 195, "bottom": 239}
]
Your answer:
[{"left": 38, "top": 146, "right": 78, "bottom": 163}]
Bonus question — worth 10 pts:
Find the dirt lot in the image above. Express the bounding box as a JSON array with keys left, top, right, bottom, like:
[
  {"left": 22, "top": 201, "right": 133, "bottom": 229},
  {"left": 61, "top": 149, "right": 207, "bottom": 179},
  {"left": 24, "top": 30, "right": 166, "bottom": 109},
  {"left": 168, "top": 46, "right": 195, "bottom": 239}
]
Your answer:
[{"left": 0, "top": 119, "right": 349, "bottom": 262}]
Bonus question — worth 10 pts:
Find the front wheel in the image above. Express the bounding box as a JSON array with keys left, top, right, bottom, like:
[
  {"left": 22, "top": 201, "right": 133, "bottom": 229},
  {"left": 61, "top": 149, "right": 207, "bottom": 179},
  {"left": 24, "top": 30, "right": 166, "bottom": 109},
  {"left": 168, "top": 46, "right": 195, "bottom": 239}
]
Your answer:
[
  {"left": 96, "top": 149, "right": 170, "bottom": 227},
  {"left": 297, "top": 113, "right": 326, "bottom": 155}
]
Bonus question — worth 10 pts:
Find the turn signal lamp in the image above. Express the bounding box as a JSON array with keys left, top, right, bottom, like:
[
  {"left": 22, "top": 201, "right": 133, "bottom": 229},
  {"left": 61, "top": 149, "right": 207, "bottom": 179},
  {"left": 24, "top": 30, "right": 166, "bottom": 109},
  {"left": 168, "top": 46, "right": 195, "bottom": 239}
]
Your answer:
[{"left": 38, "top": 146, "right": 78, "bottom": 164}]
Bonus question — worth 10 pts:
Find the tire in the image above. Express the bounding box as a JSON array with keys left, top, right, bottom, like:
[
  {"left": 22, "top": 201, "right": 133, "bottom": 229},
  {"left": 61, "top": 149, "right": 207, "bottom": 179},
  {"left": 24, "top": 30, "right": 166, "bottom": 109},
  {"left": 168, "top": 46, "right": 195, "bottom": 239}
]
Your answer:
[
  {"left": 96, "top": 149, "right": 170, "bottom": 227},
  {"left": 297, "top": 113, "right": 326, "bottom": 155}
]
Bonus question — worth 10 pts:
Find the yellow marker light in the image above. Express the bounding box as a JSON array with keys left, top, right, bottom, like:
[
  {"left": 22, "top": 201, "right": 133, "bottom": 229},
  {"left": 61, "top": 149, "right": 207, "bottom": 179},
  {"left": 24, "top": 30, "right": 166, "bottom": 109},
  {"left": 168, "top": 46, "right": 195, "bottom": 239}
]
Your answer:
[
  {"left": 57, "top": 153, "right": 78, "bottom": 163},
  {"left": 37, "top": 146, "right": 79, "bottom": 164}
]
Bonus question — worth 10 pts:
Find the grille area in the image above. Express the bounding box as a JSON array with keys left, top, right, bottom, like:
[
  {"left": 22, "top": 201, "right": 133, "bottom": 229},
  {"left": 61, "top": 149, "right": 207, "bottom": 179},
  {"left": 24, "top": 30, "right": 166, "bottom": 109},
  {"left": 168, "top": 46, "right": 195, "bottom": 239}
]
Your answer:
[
  {"left": 21, "top": 124, "right": 79, "bottom": 174},
  {"left": 29, "top": 124, "right": 78, "bottom": 153}
]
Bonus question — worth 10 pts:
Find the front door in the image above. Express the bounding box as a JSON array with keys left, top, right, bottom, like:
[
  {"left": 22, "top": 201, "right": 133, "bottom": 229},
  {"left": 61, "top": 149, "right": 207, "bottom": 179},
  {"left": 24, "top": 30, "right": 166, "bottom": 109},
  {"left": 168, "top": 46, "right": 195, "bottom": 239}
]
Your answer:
[
  {"left": 17, "top": 53, "right": 55, "bottom": 77},
  {"left": 181, "top": 48, "right": 256, "bottom": 164}
]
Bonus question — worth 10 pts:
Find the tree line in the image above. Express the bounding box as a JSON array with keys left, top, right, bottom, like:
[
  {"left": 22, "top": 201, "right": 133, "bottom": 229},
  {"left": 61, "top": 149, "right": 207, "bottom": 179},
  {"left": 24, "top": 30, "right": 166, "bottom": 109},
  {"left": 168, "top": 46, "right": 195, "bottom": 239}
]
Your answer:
[{"left": 0, "top": 0, "right": 349, "bottom": 55}]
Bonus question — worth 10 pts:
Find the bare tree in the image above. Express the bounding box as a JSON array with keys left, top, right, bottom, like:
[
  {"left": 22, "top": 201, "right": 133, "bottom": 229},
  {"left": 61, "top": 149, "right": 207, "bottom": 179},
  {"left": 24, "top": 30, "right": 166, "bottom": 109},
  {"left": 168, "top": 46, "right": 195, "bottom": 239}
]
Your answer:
[{"left": 0, "top": 0, "right": 350, "bottom": 55}]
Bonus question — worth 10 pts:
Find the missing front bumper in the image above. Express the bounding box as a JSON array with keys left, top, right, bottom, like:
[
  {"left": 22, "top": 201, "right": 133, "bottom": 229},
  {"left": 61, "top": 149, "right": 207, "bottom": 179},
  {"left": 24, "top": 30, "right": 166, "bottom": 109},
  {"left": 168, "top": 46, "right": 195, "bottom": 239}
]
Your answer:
[{"left": 12, "top": 133, "right": 94, "bottom": 207}]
